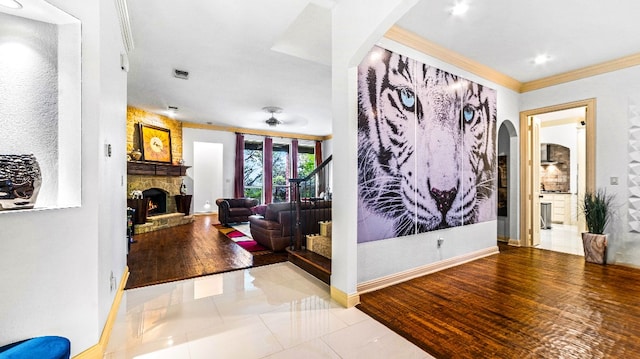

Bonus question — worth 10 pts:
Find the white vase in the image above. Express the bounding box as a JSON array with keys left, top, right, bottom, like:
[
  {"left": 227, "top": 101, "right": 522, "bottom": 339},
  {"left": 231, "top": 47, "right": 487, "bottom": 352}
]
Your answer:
[{"left": 0, "top": 154, "right": 42, "bottom": 210}]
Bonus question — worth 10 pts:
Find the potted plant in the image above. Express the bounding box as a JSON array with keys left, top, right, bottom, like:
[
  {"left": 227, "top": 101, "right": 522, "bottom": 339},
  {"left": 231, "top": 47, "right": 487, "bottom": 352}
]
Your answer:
[{"left": 580, "top": 189, "right": 615, "bottom": 264}]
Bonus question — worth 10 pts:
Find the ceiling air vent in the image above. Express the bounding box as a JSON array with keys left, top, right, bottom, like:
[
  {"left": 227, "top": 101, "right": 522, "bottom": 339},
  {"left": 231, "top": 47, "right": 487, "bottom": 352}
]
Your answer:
[{"left": 173, "top": 69, "right": 189, "bottom": 80}]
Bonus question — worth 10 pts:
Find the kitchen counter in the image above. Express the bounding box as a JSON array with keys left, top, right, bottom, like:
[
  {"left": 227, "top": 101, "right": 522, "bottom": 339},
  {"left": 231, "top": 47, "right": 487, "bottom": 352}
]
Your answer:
[{"left": 540, "top": 192, "right": 575, "bottom": 224}]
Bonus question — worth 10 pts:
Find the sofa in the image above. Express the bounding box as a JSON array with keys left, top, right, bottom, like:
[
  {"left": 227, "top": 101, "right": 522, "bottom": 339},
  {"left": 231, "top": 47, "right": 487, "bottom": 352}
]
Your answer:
[
  {"left": 216, "top": 198, "right": 258, "bottom": 225},
  {"left": 249, "top": 200, "right": 331, "bottom": 252}
]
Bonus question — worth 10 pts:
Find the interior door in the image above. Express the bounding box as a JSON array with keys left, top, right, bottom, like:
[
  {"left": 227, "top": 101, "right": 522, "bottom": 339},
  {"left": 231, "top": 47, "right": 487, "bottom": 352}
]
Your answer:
[
  {"left": 531, "top": 116, "right": 541, "bottom": 246},
  {"left": 520, "top": 98, "right": 595, "bottom": 248}
]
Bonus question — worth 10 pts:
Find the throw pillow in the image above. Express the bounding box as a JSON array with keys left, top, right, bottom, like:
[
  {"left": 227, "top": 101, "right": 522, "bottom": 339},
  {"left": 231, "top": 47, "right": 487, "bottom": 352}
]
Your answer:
[{"left": 251, "top": 204, "right": 268, "bottom": 216}]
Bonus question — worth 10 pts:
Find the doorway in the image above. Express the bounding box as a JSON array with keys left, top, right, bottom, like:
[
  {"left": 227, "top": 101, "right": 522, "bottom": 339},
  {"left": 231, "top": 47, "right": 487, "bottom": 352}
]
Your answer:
[
  {"left": 519, "top": 99, "right": 596, "bottom": 249},
  {"left": 193, "top": 142, "right": 224, "bottom": 214},
  {"left": 497, "top": 120, "right": 519, "bottom": 245}
]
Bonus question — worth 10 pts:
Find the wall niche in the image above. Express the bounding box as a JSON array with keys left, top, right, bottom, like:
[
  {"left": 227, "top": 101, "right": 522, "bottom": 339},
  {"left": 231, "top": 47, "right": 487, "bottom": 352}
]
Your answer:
[{"left": 0, "top": 1, "right": 81, "bottom": 211}]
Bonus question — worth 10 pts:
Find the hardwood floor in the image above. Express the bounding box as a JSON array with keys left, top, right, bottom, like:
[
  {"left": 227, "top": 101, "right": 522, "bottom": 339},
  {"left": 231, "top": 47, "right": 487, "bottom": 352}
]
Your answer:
[
  {"left": 358, "top": 244, "right": 640, "bottom": 358},
  {"left": 126, "top": 214, "right": 282, "bottom": 289}
]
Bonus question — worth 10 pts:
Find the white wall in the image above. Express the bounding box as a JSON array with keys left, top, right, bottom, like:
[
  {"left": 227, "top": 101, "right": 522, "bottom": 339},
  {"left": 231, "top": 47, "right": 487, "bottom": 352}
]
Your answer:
[
  {"left": 0, "top": 0, "right": 128, "bottom": 355},
  {"left": 355, "top": 37, "right": 521, "bottom": 283},
  {"left": 521, "top": 65, "right": 640, "bottom": 266},
  {"left": 97, "top": 0, "right": 129, "bottom": 340},
  {"left": 331, "top": 0, "right": 420, "bottom": 296}
]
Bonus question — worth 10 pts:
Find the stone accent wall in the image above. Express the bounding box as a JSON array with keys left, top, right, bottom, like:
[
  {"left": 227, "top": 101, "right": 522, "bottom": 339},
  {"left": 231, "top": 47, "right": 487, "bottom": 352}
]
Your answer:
[
  {"left": 540, "top": 144, "right": 570, "bottom": 192},
  {"left": 128, "top": 175, "right": 182, "bottom": 214},
  {"left": 127, "top": 106, "right": 183, "bottom": 164}
]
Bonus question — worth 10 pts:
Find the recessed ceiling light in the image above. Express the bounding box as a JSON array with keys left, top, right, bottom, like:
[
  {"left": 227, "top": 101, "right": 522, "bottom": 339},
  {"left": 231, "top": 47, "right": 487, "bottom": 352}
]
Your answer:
[
  {"left": 0, "top": 0, "right": 23, "bottom": 9},
  {"left": 534, "top": 54, "right": 551, "bottom": 65},
  {"left": 450, "top": 2, "right": 469, "bottom": 16}
]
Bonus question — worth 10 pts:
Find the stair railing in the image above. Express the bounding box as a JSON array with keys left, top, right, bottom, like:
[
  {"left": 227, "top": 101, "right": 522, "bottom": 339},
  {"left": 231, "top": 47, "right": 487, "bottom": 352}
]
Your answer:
[{"left": 288, "top": 155, "right": 332, "bottom": 251}]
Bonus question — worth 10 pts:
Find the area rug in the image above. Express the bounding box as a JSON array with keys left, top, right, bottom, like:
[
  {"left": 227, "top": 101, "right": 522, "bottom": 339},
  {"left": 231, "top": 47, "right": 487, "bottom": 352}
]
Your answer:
[
  {"left": 213, "top": 223, "right": 288, "bottom": 266},
  {"left": 214, "top": 224, "right": 253, "bottom": 242}
]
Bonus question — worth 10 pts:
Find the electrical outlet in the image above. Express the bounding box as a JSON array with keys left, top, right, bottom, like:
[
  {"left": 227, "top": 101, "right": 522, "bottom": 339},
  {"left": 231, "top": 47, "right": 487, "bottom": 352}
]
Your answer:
[
  {"left": 437, "top": 238, "right": 444, "bottom": 248},
  {"left": 610, "top": 176, "right": 618, "bottom": 185}
]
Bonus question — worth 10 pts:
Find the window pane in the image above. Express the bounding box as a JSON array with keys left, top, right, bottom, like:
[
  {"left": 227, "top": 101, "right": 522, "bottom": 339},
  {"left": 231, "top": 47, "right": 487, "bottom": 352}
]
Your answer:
[
  {"left": 297, "top": 147, "right": 315, "bottom": 198},
  {"left": 243, "top": 141, "right": 263, "bottom": 203},
  {"left": 272, "top": 144, "right": 289, "bottom": 203},
  {"left": 297, "top": 150, "right": 315, "bottom": 178}
]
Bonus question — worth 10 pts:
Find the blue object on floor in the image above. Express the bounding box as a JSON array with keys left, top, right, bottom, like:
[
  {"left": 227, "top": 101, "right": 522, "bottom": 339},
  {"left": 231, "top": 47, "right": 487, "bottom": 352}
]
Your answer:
[{"left": 0, "top": 336, "right": 70, "bottom": 359}]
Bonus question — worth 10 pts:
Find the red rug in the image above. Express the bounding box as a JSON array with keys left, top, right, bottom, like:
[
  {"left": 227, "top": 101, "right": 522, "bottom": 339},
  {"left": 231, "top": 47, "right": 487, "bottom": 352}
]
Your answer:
[
  {"left": 236, "top": 240, "right": 268, "bottom": 252},
  {"left": 226, "top": 230, "right": 246, "bottom": 238}
]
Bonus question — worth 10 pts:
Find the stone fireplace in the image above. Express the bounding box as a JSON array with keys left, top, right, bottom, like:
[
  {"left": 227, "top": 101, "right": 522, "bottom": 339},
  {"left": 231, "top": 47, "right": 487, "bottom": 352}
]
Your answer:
[
  {"left": 128, "top": 175, "right": 181, "bottom": 212},
  {"left": 143, "top": 188, "right": 168, "bottom": 216},
  {"left": 127, "top": 162, "right": 193, "bottom": 234}
]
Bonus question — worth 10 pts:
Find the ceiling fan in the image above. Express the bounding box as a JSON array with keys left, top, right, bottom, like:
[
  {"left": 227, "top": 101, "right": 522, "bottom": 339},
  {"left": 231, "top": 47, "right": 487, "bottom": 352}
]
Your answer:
[{"left": 263, "top": 106, "right": 283, "bottom": 127}]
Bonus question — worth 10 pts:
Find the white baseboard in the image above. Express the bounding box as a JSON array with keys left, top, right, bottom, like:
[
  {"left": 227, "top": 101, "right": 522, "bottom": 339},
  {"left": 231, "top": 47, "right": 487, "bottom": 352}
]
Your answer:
[{"left": 357, "top": 246, "right": 499, "bottom": 294}]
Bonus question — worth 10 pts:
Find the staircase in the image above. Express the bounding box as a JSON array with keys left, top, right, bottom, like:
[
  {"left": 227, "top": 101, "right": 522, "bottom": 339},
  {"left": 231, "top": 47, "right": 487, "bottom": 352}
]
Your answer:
[
  {"left": 287, "top": 156, "right": 332, "bottom": 284},
  {"left": 288, "top": 220, "right": 332, "bottom": 284}
]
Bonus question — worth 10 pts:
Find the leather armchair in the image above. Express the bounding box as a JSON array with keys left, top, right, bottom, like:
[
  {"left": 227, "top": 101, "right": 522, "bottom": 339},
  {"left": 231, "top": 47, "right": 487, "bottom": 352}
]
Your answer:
[
  {"left": 216, "top": 198, "right": 258, "bottom": 225},
  {"left": 249, "top": 201, "right": 331, "bottom": 252}
]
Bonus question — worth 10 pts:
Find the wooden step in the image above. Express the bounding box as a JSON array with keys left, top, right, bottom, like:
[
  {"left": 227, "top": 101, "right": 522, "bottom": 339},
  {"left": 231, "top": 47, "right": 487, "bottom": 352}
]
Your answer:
[{"left": 287, "top": 248, "right": 331, "bottom": 285}]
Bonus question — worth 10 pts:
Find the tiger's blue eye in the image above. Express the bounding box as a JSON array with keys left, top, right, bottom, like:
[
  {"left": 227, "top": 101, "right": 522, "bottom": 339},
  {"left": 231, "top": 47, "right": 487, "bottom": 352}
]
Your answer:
[
  {"left": 463, "top": 105, "right": 475, "bottom": 122},
  {"left": 399, "top": 88, "right": 415, "bottom": 109}
]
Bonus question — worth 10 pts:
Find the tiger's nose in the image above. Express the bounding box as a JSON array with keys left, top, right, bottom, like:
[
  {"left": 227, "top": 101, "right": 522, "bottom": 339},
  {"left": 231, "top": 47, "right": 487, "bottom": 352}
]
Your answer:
[{"left": 430, "top": 186, "right": 457, "bottom": 214}]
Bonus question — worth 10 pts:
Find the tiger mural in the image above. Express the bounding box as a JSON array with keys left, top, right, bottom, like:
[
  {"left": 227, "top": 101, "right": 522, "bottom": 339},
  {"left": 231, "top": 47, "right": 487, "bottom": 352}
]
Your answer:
[{"left": 357, "top": 46, "right": 496, "bottom": 242}]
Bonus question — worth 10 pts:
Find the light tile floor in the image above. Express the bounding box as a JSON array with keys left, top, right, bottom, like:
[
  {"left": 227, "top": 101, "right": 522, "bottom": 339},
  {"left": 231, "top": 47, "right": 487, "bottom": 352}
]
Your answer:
[
  {"left": 538, "top": 223, "right": 584, "bottom": 256},
  {"left": 105, "top": 262, "right": 433, "bottom": 359}
]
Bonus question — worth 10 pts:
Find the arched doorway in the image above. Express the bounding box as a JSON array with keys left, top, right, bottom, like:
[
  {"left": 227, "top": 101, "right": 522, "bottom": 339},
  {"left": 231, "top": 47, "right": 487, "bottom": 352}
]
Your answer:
[{"left": 497, "top": 120, "right": 519, "bottom": 245}]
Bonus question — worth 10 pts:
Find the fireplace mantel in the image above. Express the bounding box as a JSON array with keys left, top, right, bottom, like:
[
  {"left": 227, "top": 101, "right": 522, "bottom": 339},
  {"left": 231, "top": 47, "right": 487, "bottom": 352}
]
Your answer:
[{"left": 127, "top": 161, "right": 190, "bottom": 176}]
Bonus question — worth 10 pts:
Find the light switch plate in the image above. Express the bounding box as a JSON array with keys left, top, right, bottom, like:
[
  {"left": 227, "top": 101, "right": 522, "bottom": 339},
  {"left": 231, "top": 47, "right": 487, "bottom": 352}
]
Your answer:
[{"left": 610, "top": 176, "right": 619, "bottom": 185}]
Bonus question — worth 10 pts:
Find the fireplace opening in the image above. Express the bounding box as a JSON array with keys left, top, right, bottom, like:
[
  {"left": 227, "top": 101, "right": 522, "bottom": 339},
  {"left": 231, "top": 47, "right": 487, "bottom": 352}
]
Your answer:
[{"left": 143, "top": 188, "right": 167, "bottom": 216}]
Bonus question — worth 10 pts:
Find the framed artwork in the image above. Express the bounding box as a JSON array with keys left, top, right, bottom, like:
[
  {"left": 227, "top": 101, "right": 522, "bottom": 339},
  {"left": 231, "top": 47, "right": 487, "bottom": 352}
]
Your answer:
[
  {"left": 498, "top": 155, "right": 507, "bottom": 216},
  {"left": 498, "top": 155, "right": 507, "bottom": 188},
  {"left": 139, "top": 124, "right": 172, "bottom": 163},
  {"left": 356, "top": 46, "right": 497, "bottom": 243}
]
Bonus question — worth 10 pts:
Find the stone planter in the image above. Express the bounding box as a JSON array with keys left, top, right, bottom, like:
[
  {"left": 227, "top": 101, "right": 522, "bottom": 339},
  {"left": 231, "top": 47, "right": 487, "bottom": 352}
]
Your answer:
[
  {"left": 581, "top": 232, "right": 607, "bottom": 264},
  {"left": 0, "top": 154, "right": 42, "bottom": 210}
]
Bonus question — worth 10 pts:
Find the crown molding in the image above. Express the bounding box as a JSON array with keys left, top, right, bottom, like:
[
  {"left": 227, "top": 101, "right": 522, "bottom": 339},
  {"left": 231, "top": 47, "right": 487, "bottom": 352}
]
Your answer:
[
  {"left": 384, "top": 25, "right": 640, "bottom": 94},
  {"left": 115, "top": 0, "right": 135, "bottom": 53},
  {"left": 520, "top": 52, "right": 640, "bottom": 92},
  {"left": 384, "top": 26, "right": 522, "bottom": 92},
  {"left": 182, "top": 122, "right": 331, "bottom": 141}
]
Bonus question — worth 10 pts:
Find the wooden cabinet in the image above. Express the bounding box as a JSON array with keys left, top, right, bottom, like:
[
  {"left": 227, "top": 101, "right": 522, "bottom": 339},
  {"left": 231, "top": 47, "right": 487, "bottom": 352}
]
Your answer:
[
  {"left": 127, "top": 162, "right": 189, "bottom": 176},
  {"left": 540, "top": 193, "right": 572, "bottom": 224}
]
